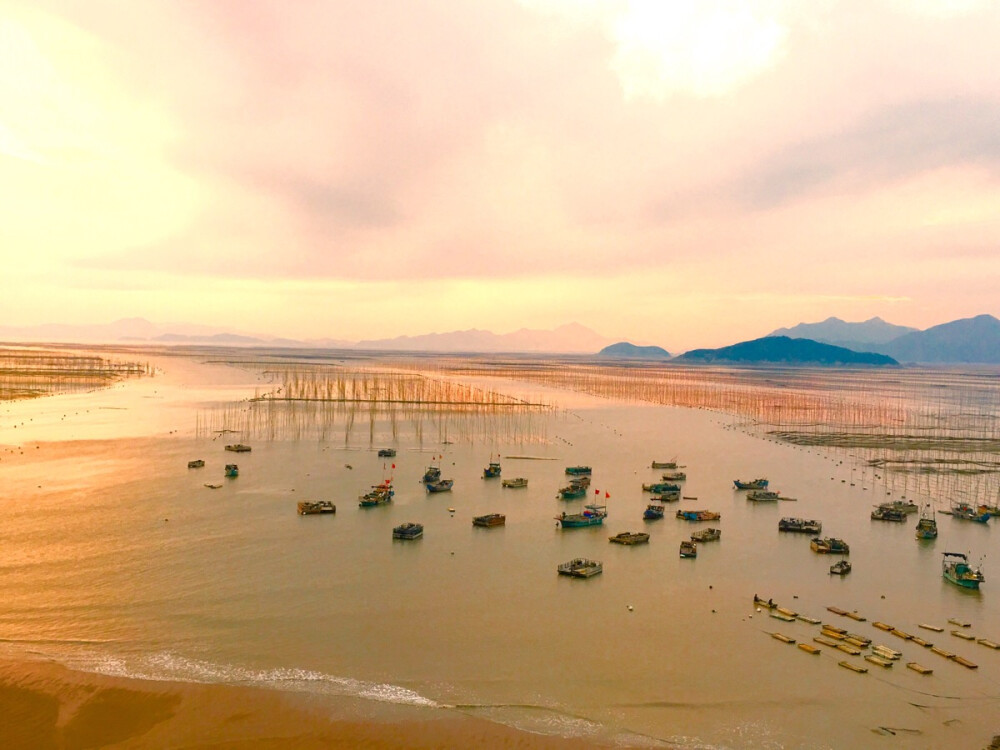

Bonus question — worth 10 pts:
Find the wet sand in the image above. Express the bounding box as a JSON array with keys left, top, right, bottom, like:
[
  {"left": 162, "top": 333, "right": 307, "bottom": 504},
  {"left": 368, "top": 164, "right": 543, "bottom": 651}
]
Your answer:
[{"left": 0, "top": 658, "right": 605, "bottom": 749}]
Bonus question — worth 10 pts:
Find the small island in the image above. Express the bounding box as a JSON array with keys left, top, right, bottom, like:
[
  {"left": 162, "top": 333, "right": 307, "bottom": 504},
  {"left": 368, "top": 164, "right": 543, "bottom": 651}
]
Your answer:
[
  {"left": 675, "top": 336, "right": 898, "bottom": 366},
  {"left": 597, "top": 341, "right": 671, "bottom": 359}
]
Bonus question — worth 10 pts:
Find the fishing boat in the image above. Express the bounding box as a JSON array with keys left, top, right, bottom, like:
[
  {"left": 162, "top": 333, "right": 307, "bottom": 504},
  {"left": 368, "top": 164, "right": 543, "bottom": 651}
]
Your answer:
[
  {"left": 643, "top": 482, "right": 681, "bottom": 493},
  {"left": 651, "top": 461, "right": 677, "bottom": 469},
  {"left": 297, "top": 501, "right": 336, "bottom": 515},
  {"left": 359, "top": 481, "right": 394, "bottom": 506},
  {"left": 472, "top": 513, "right": 505, "bottom": 527},
  {"left": 942, "top": 552, "right": 985, "bottom": 589},
  {"left": 557, "top": 558, "right": 602, "bottom": 577},
  {"left": 643, "top": 504, "right": 665, "bottom": 521},
  {"left": 753, "top": 595, "right": 778, "bottom": 609},
  {"left": 565, "top": 466, "right": 592, "bottom": 475},
  {"left": 676, "top": 509, "right": 721, "bottom": 522},
  {"left": 679, "top": 540, "right": 697, "bottom": 558},
  {"left": 187, "top": 459, "right": 205, "bottom": 469},
  {"left": 871, "top": 506, "right": 907, "bottom": 522},
  {"left": 950, "top": 502, "right": 990, "bottom": 523},
  {"left": 880, "top": 500, "right": 918, "bottom": 514},
  {"left": 558, "top": 484, "right": 588, "bottom": 500},
  {"left": 225, "top": 444, "right": 251, "bottom": 452},
  {"left": 734, "top": 478, "right": 768, "bottom": 490},
  {"left": 830, "top": 560, "right": 852, "bottom": 576},
  {"left": 421, "top": 465, "right": 442, "bottom": 483},
  {"left": 691, "top": 527, "right": 721, "bottom": 542},
  {"left": 651, "top": 492, "right": 680, "bottom": 503},
  {"left": 483, "top": 458, "right": 501, "bottom": 478},
  {"left": 609, "top": 531, "right": 650, "bottom": 545},
  {"left": 915, "top": 506, "right": 938, "bottom": 539},
  {"left": 661, "top": 471, "right": 686, "bottom": 481},
  {"left": 392, "top": 522, "right": 423, "bottom": 540},
  {"left": 747, "top": 490, "right": 780, "bottom": 502},
  {"left": 502, "top": 477, "right": 528, "bottom": 488},
  {"left": 555, "top": 505, "right": 607, "bottom": 528},
  {"left": 810, "top": 537, "right": 849, "bottom": 554},
  {"left": 377, "top": 448, "right": 396, "bottom": 457},
  {"left": 778, "top": 518, "right": 822, "bottom": 534},
  {"left": 426, "top": 479, "right": 454, "bottom": 493},
  {"left": 224, "top": 464, "right": 239, "bottom": 477}
]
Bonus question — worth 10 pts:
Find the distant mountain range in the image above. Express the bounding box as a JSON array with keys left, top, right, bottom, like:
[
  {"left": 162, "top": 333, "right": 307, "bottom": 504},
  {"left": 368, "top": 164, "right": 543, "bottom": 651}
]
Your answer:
[
  {"left": 0, "top": 318, "right": 616, "bottom": 355},
  {"left": 598, "top": 342, "right": 671, "bottom": 359},
  {"left": 766, "top": 314, "right": 1000, "bottom": 363},
  {"left": 676, "top": 336, "right": 898, "bottom": 366}
]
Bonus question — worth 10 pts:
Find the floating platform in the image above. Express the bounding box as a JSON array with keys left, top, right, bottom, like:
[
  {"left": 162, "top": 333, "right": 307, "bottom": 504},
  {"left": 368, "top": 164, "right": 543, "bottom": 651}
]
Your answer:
[
  {"left": 951, "top": 630, "right": 976, "bottom": 641},
  {"left": 873, "top": 621, "right": 894, "bottom": 631},
  {"left": 907, "top": 662, "right": 933, "bottom": 675},
  {"left": 771, "top": 632, "right": 796, "bottom": 644},
  {"left": 822, "top": 624, "right": 848, "bottom": 635},
  {"left": 930, "top": 646, "right": 955, "bottom": 659},
  {"left": 827, "top": 606, "right": 848, "bottom": 616},
  {"left": 797, "top": 615, "right": 821, "bottom": 625},
  {"left": 919, "top": 623, "right": 944, "bottom": 633},
  {"left": 910, "top": 636, "right": 933, "bottom": 648},
  {"left": 951, "top": 655, "right": 978, "bottom": 669},
  {"left": 776, "top": 607, "right": 798, "bottom": 617},
  {"left": 814, "top": 635, "right": 841, "bottom": 648},
  {"left": 798, "top": 644, "right": 821, "bottom": 655},
  {"left": 977, "top": 639, "right": 1000, "bottom": 650},
  {"left": 872, "top": 646, "right": 901, "bottom": 660},
  {"left": 845, "top": 636, "right": 871, "bottom": 648},
  {"left": 839, "top": 661, "right": 867, "bottom": 674},
  {"left": 837, "top": 643, "right": 863, "bottom": 655},
  {"left": 821, "top": 629, "right": 847, "bottom": 641},
  {"left": 948, "top": 618, "right": 972, "bottom": 628},
  {"left": 770, "top": 612, "right": 796, "bottom": 622},
  {"left": 890, "top": 629, "right": 913, "bottom": 640},
  {"left": 845, "top": 611, "right": 866, "bottom": 622}
]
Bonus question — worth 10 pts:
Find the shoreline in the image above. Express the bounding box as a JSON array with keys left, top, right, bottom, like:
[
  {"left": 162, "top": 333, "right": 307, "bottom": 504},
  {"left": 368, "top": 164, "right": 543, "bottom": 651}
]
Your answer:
[{"left": 0, "top": 657, "right": 611, "bottom": 749}]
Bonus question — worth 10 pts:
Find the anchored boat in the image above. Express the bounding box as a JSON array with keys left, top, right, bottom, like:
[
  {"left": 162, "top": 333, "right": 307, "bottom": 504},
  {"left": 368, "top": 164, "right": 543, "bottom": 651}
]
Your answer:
[
  {"left": 747, "top": 490, "right": 780, "bottom": 502},
  {"left": 915, "top": 505, "right": 938, "bottom": 539},
  {"left": 691, "top": 527, "right": 721, "bottom": 542},
  {"left": 426, "top": 479, "right": 454, "bottom": 493},
  {"left": 565, "top": 466, "right": 592, "bottom": 476},
  {"left": 483, "top": 458, "right": 501, "bottom": 478},
  {"left": 651, "top": 461, "right": 677, "bottom": 469},
  {"left": 830, "top": 560, "right": 852, "bottom": 576},
  {"left": 734, "top": 478, "right": 768, "bottom": 490},
  {"left": 643, "top": 482, "right": 681, "bottom": 493},
  {"left": 377, "top": 448, "right": 396, "bottom": 457},
  {"left": 224, "top": 464, "right": 239, "bottom": 478},
  {"left": 609, "top": 531, "right": 649, "bottom": 545},
  {"left": 392, "top": 522, "right": 423, "bottom": 540},
  {"left": 643, "top": 504, "right": 665, "bottom": 521},
  {"left": 472, "top": 513, "right": 505, "bottom": 527},
  {"left": 502, "top": 477, "right": 528, "bottom": 488},
  {"left": 556, "top": 505, "right": 607, "bottom": 528},
  {"left": 557, "top": 558, "right": 602, "bottom": 577},
  {"left": 661, "top": 471, "right": 686, "bottom": 481},
  {"left": 224, "top": 444, "right": 251, "bottom": 452},
  {"left": 187, "top": 459, "right": 205, "bottom": 469},
  {"left": 942, "top": 552, "right": 985, "bottom": 589},
  {"left": 359, "top": 482, "right": 394, "bottom": 507},
  {"left": 779, "top": 517, "right": 822, "bottom": 534},
  {"left": 871, "top": 506, "right": 907, "bottom": 522},
  {"left": 810, "top": 537, "right": 850, "bottom": 554},
  {"left": 297, "top": 501, "right": 336, "bottom": 515},
  {"left": 679, "top": 540, "right": 697, "bottom": 558},
  {"left": 676, "top": 509, "right": 721, "bottom": 522}
]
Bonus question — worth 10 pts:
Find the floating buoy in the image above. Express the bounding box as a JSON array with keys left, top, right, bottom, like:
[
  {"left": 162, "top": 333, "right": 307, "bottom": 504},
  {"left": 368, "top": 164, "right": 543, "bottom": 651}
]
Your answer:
[{"left": 627, "top": 605, "right": 634, "bottom": 612}]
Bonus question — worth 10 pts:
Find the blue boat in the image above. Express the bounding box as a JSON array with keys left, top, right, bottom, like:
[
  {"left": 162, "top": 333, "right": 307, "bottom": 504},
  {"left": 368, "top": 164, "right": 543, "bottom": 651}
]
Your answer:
[
  {"left": 556, "top": 504, "right": 607, "bottom": 528},
  {"left": 565, "top": 466, "right": 592, "bottom": 476},
  {"left": 734, "top": 478, "right": 768, "bottom": 490},
  {"left": 483, "top": 460, "right": 501, "bottom": 478},
  {"left": 642, "top": 482, "right": 680, "bottom": 493},
  {"left": 224, "top": 464, "right": 239, "bottom": 478},
  {"left": 393, "top": 522, "right": 423, "bottom": 540},
  {"left": 559, "top": 485, "right": 587, "bottom": 499},
  {"left": 422, "top": 466, "right": 441, "bottom": 483},
  {"left": 426, "top": 479, "right": 454, "bottom": 493},
  {"left": 915, "top": 506, "right": 938, "bottom": 539},
  {"left": 942, "top": 552, "right": 984, "bottom": 589},
  {"left": 643, "top": 504, "right": 665, "bottom": 521},
  {"left": 359, "top": 482, "right": 394, "bottom": 507}
]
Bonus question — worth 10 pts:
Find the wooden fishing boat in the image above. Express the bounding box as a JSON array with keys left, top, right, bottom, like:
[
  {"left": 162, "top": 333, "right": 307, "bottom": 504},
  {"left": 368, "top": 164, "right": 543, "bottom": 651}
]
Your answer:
[
  {"left": 298, "top": 501, "right": 336, "bottom": 515},
  {"left": 643, "top": 504, "right": 665, "bottom": 521},
  {"left": 865, "top": 654, "right": 894, "bottom": 668},
  {"left": 873, "top": 621, "right": 894, "bottom": 631},
  {"left": 811, "top": 537, "right": 849, "bottom": 554},
  {"left": 556, "top": 505, "right": 607, "bottom": 528},
  {"left": 771, "top": 632, "right": 795, "bottom": 644},
  {"left": 890, "top": 629, "right": 913, "bottom": 640},
  {"left": 797, "top": 615, "right": 821, "bottom": 625},
  {"left": 690, "top": 527, "right": 721, "bottom": 542},
  {"left": 734, "top": 478, "right": 768, "bottom": 490},
  {"left": 977, "top": 639, "right": 1000, "bottom": 649},
  {"left": 224, "top": 464, "right": 239, "bottom": 477},
  {"left": 483, "top": 460, "right": 501, "bottom": 478},
  {"left": 798, "top": 644, "right": 820, "bottom": 655},
  {"left": 565, "top": 466, "right": 592, "bottom": 476},
  {"left": 836, "top": 643, "right": 862, "bottom": 655},
  {"left": 679, "top": 540, "right": 698, "bottom": 558},
  {"left": 225, "top": 444, "right": 251, "bottom": 452},
  {"left": 871, "top": 506, "right": 907, "bottom": 522},
  {"left": 948, "top": 617, "right": 971, "bottom": 627},
  {"left": 651, "top": 461, "right": 677, "bottom": 469},
  {"left": 942, "top": 552, "right": 985, "bottom": 589},
  {"left": 558, "top": 485, "right": 587, "bottom": 499},
  {"left": 502, "top": 477, "right": 528, "bottom": 488},
  {"left": 838, "top": 661, "right": 867, "bottom": 673},
  {"left": 776, "top": 606, "right": 798, "bottom": 617},
  {"left": 359, "top": 482, "right": 394, "bottom": 507},
  {"left": 910, "top": 636, "right": 933, "bottom": 648},
  {"left": 377, "top": 448, "right": 396, "bottom": 457},
  {"left": 557, "top": 558, "right": 602, "bottom": 577},
  {"left": 778, "top": 517, "right": 822, "bottom": 534},
  {"left": 872, "top": 645, "right": 901, "bottom": 660},
  {"left": 392, "top": 522, "right": 423, "bottom": 540},
  {"left": 820, "top": 629, "right": 846, "bottom": 640},
  {"left": 676, "top": 509, "right": 721, "bottom": 522},
  {"left": 187, "top": 459, "right": 205, "bottom": 469},
  {"left": 753, "top": 595, "right": 778, "bottom": 609},
  {"left": 643, "top": 482, "right": 681, "bottom": 493},
  {"left": 609, "top": 531, "right": 649, "bottom": 545},
  {"left": 472, "top": 513, "right": 505, "bottom": 528},
  {"left": 771, "top": 612, "right": 795, "bottom": 622},
  {"left": 813, "top": 635, "right": 840, "bottom": 648},
  {"left": 421, "top": 465, "right": 441, "bottom": 483},
  {"left": 661, "top": 471, "right": 686, "bottom": 481},
  {"left": 747, "top": 490, "right": 780, "bottom": 502},
  {"left": 426, "top": 479, "right": 454, "bottom": 493},
  {"left": 951, "top": 655, "right": 978, "bottom": 669},
  {"left": 951, "top": 630, "right": 975, "bottom": 641},
  {"left": 930, "top": 646, "right": 955, "bottom": 658},
  {"left": 826, "top": 606, "right": 849, "bottom": 616},
  {"left": 830, "top": 560, "right": 851, "bottom": 576},
  {"left": 844, "top": 611, "right": 866, "bottom": 622},
  {"left": 906, "top": 662, "right": 933, "bottom": 674},
  {"left": 652, "top": 492, "right": 680, "bottom": 502},
  {"left": 915, "top": 505, "right": 938, "bottom": 539},
  {"left": 950, "top": 502, "right": 990, "bottom": 523},
  {"left": 879, "top": 500, "right": 918, "bottom": 514}
]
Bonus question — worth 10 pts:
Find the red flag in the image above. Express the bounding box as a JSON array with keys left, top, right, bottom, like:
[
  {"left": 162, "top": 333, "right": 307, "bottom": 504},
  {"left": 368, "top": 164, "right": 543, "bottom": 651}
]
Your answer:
[
  {"left": 391, "top": 464, "right": 395, "bottom": 469},
  {"left": 605, "top": 491, "right": 610, "bottom": 498},
  {"left": 594, "top": 489, "right": 600, "bottom": 495}
]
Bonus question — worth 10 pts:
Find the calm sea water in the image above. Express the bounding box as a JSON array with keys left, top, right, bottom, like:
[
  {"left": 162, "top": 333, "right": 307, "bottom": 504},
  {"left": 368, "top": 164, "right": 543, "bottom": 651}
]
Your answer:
[{"left": 1, "top": 353, "right": 998, "bottom": 748}]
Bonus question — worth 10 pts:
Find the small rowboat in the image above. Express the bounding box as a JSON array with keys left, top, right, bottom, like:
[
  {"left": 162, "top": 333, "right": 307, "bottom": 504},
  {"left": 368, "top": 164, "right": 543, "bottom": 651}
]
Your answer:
[
  {"left": 919, "top": 623, "right": 944, "bottom": 633},
  {"left": 776, "top": 606, "right": 798, "bottom": 618},
  {"left": 839, "top": 661, "right": 867, "bottom": 674},
  {"left": 907, "top": 662, "right": 933, "bottom": 674},
  {"left": 821, "top": 629, "right": 847, "bottom": 641},
  {"left": 872, "top": 621, "right": 894, "bottom": 631},
  {"left": 770, "top": 612, "right": 795, "bottom": 622},
  {"left": 890, "top": 629, "right": 913, "bottom": 640},
  {"left": 844, "top": 611, "right": 866, "bottom": 622},
  {"left": 836, "top": 643, "right": 862, "bottom": 655},
  {"left": 872, "top": 646, "right": 901, "bottom": 660},
  {"left": 977, "top": 639, "right": 1000, "bottom": 649},
  {"left": 813, "top": 635, "right": 840, "bottom": 648},
  {"left": 948, "top": 618, "right": 971, "bottom": 628},
  {"left": 822, "top": 624, "right": 848, "bottom": 634},
  {"left": 771, "top": 632, "right": 796, "bottom": 644},
  {"left": 910, "top": 636, "right": 933, "bottom": 648},
  {"left": 930, "top": 646, "right": 955, "bottom": 658},
  {"left": 798, "top": 644, "right": 820, "bottom": 655},
  {"left": 951, "top": 630, "right": 975, "bottom": 641},
  {"left": 827, "top": 606, "right": 848, "bottom": 616},
  {"left": 797, "top": 615, "right": 821, "bottom": 625},
  {"left": 951, "top": 655, "right": 978, "bottom": 669}
]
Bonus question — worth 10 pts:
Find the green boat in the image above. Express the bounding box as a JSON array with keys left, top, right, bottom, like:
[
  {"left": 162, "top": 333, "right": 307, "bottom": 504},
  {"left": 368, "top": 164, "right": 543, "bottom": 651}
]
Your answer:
[
  {"left": 942, "top": 552, "right": 984, "bottom": 589},
  {"left": 565, "top": 466, "right": 592, "bottom": 476},
  {"left": 555, "top": 504, "right": 607, "bottom": 528},
  {"left": 559, "top": 485, "right": 587, "bottom": 499}
]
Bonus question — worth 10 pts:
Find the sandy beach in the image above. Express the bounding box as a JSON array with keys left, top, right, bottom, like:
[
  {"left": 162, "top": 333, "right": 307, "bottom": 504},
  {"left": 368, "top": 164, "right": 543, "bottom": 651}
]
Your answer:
[{"left": 0, "top": 658, "right": 606, "bottom": 750}]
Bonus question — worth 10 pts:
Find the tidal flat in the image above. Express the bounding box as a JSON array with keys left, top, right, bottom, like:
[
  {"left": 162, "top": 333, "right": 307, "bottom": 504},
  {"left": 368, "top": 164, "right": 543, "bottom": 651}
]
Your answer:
[{"left": 1, "top": 346, "right": 998, "bottom": 748}]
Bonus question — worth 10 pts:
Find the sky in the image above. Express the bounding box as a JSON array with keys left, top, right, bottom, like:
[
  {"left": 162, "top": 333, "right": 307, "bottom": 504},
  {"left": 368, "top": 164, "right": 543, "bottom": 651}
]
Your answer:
[{"left": 1, "top": 0, "right": 999, "bottom": 351}]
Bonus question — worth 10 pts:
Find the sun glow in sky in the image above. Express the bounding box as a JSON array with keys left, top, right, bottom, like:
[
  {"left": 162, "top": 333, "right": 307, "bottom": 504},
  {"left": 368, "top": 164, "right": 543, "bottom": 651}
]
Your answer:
[{"left": 1, "top": 0, "right": 999, "bottom": 351}]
